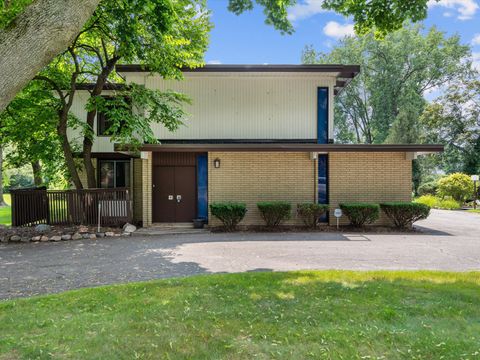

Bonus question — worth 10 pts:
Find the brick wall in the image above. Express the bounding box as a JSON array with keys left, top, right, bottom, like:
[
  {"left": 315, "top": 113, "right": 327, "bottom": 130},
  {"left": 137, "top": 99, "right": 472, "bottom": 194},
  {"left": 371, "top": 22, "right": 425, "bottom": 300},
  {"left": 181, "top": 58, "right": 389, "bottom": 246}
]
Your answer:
[
  {"left": 141, "top": 152, "right": 152, "bottom": 226},
  {"left": 133, "top": 158, "right": 143, "bottom": 223},
  {"left": 329, "top": 152, "right": 412, "bottom": 226},
  {"left": 208, "top": 152, "right": 316, "bottom": 226}
]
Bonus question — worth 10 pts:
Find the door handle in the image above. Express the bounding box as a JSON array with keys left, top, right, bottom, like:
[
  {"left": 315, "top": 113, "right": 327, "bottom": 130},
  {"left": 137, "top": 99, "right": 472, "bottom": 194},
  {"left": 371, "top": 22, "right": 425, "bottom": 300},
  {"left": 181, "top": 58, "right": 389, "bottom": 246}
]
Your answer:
[
  {"left": 176, "top": 195, "right": 182, "bottom": 203},
  {"left": 168, "top": 195, "right": 174, "bottom": 200}
]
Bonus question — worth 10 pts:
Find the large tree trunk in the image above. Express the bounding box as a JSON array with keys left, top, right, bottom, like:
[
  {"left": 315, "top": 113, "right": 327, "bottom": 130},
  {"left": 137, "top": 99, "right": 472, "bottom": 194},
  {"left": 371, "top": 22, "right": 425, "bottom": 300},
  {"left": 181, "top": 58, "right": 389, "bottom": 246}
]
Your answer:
[
  {"left": 83, "top": 57, "right": 119, "bottom": 188},
  {"left": 57, "top": 110, "right": 83, "bottom": 189},
  {"left": 31, "top": 160, "right": 43, "bottom": 186},
  {"left": 0, "top": 0, "right": 101, "bottom": 111},
  {"left": 0, "top": 145, "right": 5, "bottom": 206}
]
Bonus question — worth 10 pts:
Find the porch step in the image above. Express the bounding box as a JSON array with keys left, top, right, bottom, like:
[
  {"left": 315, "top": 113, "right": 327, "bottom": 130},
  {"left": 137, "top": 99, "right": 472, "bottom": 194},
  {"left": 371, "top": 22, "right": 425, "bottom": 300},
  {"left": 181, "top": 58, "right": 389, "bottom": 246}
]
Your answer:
[{"left": 133, "top": 222, "right": 207, "bottom": 236}]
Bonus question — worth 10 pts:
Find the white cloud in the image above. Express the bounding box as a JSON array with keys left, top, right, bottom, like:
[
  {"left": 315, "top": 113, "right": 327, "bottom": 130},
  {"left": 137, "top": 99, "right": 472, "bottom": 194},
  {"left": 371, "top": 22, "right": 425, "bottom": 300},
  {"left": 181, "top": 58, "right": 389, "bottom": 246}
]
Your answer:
[
  {"left": 287, "top": 0, "right": 325, "bottom": 21},
  {"left": 472, "top": 33, "right": 480, "bottom": 45},
  {"left": 207, "top": 60, "right": 222, "bottom": 64},
  {"left": 472, "top": 52, "right": 480, "bottom": 70},
  {"left": 323, "top": 21, "right": 355, "bottom": 39},
  {"left": 428, "top": 0, "right": 479, "bottom": 20}
]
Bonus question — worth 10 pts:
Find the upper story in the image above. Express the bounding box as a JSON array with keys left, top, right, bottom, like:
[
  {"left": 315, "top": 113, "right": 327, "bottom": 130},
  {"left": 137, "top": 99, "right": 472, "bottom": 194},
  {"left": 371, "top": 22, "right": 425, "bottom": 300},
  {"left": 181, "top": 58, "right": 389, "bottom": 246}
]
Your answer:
[{"left": 67, "top": 64, "right": 360, "bottom": 152}]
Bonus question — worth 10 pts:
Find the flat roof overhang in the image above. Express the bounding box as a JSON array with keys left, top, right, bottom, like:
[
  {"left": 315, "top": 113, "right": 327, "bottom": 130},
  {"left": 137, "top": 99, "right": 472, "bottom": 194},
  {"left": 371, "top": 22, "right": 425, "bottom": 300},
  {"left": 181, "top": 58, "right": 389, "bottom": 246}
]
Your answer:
[{"left": 114, "top": 143, "right": 444, "bottom": 154}]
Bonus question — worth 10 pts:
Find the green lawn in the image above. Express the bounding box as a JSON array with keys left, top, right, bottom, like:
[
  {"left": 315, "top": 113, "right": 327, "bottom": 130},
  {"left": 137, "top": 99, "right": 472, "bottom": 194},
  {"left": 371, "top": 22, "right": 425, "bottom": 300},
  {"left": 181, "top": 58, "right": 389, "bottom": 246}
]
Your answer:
[
  {"left": 0, "top": 194, "right": 11, "bottom": 226},
  {"left": 467, "top": 209, "right": 480, "bottom": 214},
  {"left": 1, "top": 271, "right": 479, "bottom": 359}
]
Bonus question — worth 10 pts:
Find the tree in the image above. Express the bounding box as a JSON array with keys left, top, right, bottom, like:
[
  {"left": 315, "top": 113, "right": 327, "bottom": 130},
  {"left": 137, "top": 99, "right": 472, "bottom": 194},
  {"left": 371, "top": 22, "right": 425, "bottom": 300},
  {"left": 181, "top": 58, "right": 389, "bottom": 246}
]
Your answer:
[
  {"left": 420, "top": 78, "right": 480, "bottom": 174},
  {"left": 1, "top": 0, "right": 437, "bottom": 113},
  {"left": 0, "top": 0, "right": 101, "bottom": 112},
  {"left": 303, "top": 25, "right": 471, "bottom": 145},
  {"left": 437, "top": 173, "right": 473, "bottom": 203}
]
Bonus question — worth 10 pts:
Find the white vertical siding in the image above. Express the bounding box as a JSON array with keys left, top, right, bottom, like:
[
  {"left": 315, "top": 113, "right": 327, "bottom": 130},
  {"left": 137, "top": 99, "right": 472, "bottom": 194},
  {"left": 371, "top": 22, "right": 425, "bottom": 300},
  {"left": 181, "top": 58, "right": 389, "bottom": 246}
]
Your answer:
[{"left": 144, "top": 73, "right": 336, "bottom": 140}]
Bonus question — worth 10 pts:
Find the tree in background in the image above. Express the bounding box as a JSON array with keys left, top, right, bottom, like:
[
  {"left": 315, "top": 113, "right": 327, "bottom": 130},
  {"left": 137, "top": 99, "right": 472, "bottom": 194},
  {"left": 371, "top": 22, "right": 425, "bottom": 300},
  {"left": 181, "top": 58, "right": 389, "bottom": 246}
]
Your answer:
[
  {"left": 421, "top": 78, "right": 480, "bottom": 175},
  {"left": 303, "top": 24, "right": 471, "bottom": 145}
]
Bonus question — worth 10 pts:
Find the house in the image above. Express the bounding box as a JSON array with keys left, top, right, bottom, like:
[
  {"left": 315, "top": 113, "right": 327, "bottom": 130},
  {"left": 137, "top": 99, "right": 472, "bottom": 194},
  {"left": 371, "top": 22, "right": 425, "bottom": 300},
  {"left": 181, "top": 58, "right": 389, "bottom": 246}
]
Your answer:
[{"left": 68, "top": 64, "right": 443, "bottom": 227}]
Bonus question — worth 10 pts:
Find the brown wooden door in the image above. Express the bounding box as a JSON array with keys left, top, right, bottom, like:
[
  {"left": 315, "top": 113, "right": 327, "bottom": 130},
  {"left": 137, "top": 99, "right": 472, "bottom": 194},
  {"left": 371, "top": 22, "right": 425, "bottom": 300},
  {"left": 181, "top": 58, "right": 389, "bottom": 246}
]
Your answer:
[
  {"left": 152, "top": 165, "right": 196, "bottom": 223},
  {"left": 174, "top": 166, "right": 196, "bottom": 222}
]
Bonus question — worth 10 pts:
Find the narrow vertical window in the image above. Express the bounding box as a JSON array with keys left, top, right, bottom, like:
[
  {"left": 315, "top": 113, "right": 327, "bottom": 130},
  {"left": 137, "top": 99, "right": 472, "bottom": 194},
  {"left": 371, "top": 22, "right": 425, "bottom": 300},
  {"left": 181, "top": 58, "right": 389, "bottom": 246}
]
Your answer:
[{"left": 317, "top": 87, "right": 329, "bottom": 144}]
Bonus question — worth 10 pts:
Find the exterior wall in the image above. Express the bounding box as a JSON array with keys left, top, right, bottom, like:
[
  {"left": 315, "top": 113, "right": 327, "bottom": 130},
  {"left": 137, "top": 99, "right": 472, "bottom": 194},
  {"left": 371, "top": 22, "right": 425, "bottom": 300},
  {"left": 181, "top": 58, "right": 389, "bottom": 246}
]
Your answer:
[
  {"left": 77, "top": 158, "right": 97, "bottom": 189},
  {"left": 208, "top": 152, "right": 317, "bottom": 226},
  {"left": 141, "top": 152, "right": 153, "bottom": 226},
  {"left": 142, "top": 72, "right": 336, "bottom": 141},
  {"left": 329, "top": 152, "right": 412, "bottom": 226},
  {"left": 133, "top": 158, "right": 143, "bottom": 223}
]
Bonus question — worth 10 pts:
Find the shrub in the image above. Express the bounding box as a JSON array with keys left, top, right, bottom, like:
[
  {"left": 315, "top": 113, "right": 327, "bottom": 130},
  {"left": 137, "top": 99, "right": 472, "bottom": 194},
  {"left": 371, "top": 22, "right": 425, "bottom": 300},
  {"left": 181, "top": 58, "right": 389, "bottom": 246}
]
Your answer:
[
  {"left": 436, "top": 199, "right": 461, "bottom": 210},
  {"left": 437, "top": 173, "right": 473, "bottom": 203},
  {"left": 414, "top": 195, "right": 438, "bottom": 208},
  {"left": 257, "top": 201, "right": 291, "bottom": 227},
  {"left": 297, "top": 203, "right": 329, "bottom": 228},
  {"left": 339, "top": 203, "right": 380, "bottom": 227},
  {"left": 380, "top": 202, "right": 430, "bottom": 228},
  {"left": 418, "top": 181, "right": 438, "bottom": 196},
  {"left": 210, "top": 202, "right": 247, "bottom": 231}
]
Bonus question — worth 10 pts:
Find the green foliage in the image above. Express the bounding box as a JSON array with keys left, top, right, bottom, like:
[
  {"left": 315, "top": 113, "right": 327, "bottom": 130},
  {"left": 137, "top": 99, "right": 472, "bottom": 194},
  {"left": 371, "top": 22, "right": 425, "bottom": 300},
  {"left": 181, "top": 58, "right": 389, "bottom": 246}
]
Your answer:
[
  {"left": 1, "top": 271, "right": 480, "bottom": 359},
  {"left": 340, "top": 203, "right": 380, "bottom": 227},
  {"left": 437, "top": 173, "right": 473, "bottom": 203},
  {"left": 303, "top": 25, "right": 471, "bottom": 145},
  {"left": 323, "top": 0, "right": 429, "bottom": 37},
  {"left": 437, "top": 198, "right": 461, "bottom": 210},
  {"left": 414, "top": 195, "right": 438, "bottom": 208},
  {"left": 0, "top": 0, "right": 33, "bottom": 29},
  {"left": 210, "top": 202, "right": 247, "bottom": 231},
  {"left": 257, "top": 201, "right": 291, "bottom": 227},
  {"left": 418, "top": 181, "right": 438, "bottom": 196},
  {"left": 297, "top": 203, "right": 329, "bottom": 228},
  {"left": 380, "top": 202, "right": 430, "bottom": 228}
]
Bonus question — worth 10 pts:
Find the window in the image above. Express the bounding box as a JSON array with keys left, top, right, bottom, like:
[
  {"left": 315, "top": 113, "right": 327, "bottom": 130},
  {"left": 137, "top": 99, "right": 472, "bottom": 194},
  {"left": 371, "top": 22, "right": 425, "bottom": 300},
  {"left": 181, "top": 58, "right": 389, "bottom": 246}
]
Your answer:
[
  {"left": 97, "top": 97, "right": 129, "bottom": 136},
  {"left": 98, "top": 160, "right": 130, "bottom": 188}
]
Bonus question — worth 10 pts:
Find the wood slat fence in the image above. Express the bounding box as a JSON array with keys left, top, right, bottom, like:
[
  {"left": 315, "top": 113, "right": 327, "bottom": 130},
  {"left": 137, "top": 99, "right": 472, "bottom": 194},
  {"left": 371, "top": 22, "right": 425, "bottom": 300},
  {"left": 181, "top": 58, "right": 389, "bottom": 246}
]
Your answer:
[{"left": 10, "top": 187, "right": 132, "bottom": 227}]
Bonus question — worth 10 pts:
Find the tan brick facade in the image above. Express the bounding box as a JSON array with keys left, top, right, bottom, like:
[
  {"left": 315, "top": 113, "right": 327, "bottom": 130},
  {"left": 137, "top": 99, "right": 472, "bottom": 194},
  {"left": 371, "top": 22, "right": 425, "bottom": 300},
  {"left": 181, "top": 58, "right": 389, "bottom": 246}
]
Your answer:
[
  {"left": 208, "top": 152, "right": 317, "bottom": 226},
  {"left": 329, "top": 152, "right": 412, "bottom": 226},
  {"left": 132, "top": 158, "right": 143, "bottom": 223},
  {"left": 141, "top": 152, "right": 153, "bottom": 227}
]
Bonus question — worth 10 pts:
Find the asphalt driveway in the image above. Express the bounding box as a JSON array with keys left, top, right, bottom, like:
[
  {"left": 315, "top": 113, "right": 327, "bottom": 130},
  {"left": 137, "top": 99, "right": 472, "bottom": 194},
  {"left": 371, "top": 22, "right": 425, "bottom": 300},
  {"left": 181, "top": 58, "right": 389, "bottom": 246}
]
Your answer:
[{"left": 1, "top": 209, "right": 479, "bottom": 299}]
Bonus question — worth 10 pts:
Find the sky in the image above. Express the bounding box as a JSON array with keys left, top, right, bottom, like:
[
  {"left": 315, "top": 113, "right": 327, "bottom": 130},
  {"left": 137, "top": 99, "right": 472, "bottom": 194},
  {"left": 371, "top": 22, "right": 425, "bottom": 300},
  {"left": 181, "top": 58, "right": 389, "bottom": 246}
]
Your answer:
[{"left": 204, "top": 0, "right": 480, "bottom": 69}]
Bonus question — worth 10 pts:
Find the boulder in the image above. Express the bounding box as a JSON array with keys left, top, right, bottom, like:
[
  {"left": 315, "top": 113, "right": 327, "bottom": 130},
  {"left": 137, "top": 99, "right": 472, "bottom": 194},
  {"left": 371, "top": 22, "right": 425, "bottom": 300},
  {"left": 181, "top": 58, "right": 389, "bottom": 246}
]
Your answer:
[
  {"left": 96, "top": 232, "right": 105, "bottom": 238},
  {"left": 35, "top": 224, "right": 51, "bottom": 233},
  {"left": 61, "top": 234, "right": 72, "bottom": 241},
  {"left": 88, "top": 233, "right": 97, "bottom": 239},
  {"left": 122, "top": 232, "right": 131, "bottom": 236},
  {"left": 50, "top": 235, "right": 62, "bottom": 242},
  {"left": 105, "top": 231, "right": 115, "bottom": 237},
  {"left": 9, "top": 235, "right": 21, "bottom": 242},
  {"left": 31, "top": 236, "right": 41, "bottom": 242},
  {"left": 82, "top": 234, "right": 91, "bottom": 239},
  {"left": 72, "top": 233, "right": 83, "bottom": 240},
  {"left": 78, "top": 226, "right": 89, "bottom": 233},
  {"left": 40, "top": 235, "right": 49, "bottom": 242},
  {"left": 122, "top": 223, "right": 137, "bottom": 233},
  {"left": 21, "top": 237, "right": 31, "bottom": 243}
]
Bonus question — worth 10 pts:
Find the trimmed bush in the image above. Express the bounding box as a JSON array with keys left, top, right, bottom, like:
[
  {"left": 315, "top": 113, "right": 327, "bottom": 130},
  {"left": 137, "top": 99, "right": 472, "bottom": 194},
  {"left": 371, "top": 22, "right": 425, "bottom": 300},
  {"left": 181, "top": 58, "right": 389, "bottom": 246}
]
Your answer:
[
  {"left": 437, "top": 199, "right": 461, "bottom": 210},
  {"left": 437, "top": 173, "right": 473, "bottom": 203},
  {"left": 418, "top": 181, "right": 438, "bottom": 196},
  {"left": 210, "top": 202, "right": 247, "bottom": 231},
  {"left": 380, "top": 202, "right": 430, "bottom": 228},
  {"left": 297, "top": 203, "right": 329, "bottom": 228},
  {"left": 257, "top": 201, "right": 291, "bottom": 227},
  {"left": 339, "top": 203, "right": 380, "bottom": 227},
  {"left": 414, "top": 195, "right": 438, "bottom": 208}
]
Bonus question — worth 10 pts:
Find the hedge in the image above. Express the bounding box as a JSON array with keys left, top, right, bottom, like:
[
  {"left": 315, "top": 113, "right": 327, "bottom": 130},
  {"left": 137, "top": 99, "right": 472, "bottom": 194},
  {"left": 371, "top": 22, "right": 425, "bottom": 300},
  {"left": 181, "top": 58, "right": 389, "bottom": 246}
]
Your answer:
[
  {"left": 210, "top": 202, "right": 247, "bottom": 231},
  {"left": 297, "top": 203, "right": 329, "bottom": 228},
  {"left": 257, "top": 201, "right": 291, "bottom": 227},
  {"left": 380, "top": 202, "right": 430, "bottom": 228},
  {"left": 339, "top": 203, "right": 380, "bottom": 227}
]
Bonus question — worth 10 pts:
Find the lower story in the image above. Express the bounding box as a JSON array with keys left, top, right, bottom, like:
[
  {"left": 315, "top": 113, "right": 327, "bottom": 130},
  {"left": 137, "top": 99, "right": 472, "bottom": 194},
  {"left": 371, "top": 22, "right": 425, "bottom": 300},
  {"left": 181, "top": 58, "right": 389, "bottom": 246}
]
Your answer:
[{"left": 82, "top": 149, "right": 428, "bottom": 227}]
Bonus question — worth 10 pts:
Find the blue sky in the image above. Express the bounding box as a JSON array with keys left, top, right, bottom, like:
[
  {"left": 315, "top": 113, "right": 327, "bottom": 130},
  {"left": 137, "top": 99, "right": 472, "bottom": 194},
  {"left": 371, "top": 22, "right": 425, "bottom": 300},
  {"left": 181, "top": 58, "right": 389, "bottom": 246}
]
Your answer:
[{"left": 205, "top": 0, "right": 480, "bottom": 69}]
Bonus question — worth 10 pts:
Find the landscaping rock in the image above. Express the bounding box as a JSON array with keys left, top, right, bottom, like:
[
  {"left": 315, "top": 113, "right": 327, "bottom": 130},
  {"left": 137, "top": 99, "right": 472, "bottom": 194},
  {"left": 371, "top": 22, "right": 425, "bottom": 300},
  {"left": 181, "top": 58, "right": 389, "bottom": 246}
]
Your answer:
[
  {"left": 82, "top": 234, "right": 91, "bottom": 239},
  {"left": 72, "top": 233, "right": 82, "bottom": 240},
  {"left": 40, "top": 235, "right": 49, "bottom": 242},
  {"left": 114, "top": 233, "right": 122, "bottom": 237},
  {"left": 123, "top": 223, "right": 137, "bottom": 233},
  {"left": 21, "top": 237, "right": 31, "bottom": 243},
  {"left": 50, "top": 236, "right": 62, "bottom": 242},
  {"left": 0, "top": 236, "right": 7, "bottom": 243},
  {"left": 78, "top": 226, "right": 89, "bottom": 233},
  {"left": 31, "top": 236, "right": 41, "bottom": 242},
  {"left": 61, "top": 234, "right": 72, "bottom": 241},
  {"left": 105, "top": 231, "right": 115, "bottom": 237},
  {"left": 10, "top": 235, "right": 21, "bottom": 242},
  {"left": 122, "top": 232, "right": 131, "bottom": 236},
  {"left": 88, "top": 234, "right": 97, "bottom": 239},
  {"left": 34, "top": 224, "right": 51, "bottom": 233},
  {"left": 96, "top": 232, "right": 105, "bottom": 238}
]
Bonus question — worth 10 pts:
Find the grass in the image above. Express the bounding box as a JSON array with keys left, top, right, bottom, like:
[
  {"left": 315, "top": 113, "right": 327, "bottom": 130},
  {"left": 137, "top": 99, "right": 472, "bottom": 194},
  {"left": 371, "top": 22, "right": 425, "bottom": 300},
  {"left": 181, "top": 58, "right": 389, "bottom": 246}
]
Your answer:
[
  {"left": 467, "top": 209, "right": 480, "bottom": 214},
  {"left": 1, "top": 271, "right": 480, "bottom": 359},
  {"left": 0, "top": 194, "right": 11, "bottom": 226}
]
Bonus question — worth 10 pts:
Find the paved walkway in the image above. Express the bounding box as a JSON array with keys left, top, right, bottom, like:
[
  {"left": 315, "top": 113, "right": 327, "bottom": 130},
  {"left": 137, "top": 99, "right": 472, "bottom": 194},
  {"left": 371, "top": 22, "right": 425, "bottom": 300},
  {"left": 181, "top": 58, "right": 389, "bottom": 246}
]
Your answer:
[{"left": 1, "top": 210, "right": 479, "bottom": 299}]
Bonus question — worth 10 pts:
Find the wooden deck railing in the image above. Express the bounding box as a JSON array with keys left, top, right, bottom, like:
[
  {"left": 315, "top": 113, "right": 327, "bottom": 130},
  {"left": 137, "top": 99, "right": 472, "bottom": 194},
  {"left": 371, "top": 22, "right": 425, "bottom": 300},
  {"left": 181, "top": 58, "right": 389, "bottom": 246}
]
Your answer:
[{"left": 10, "top": 187, "right": 132, "bottom": 227}]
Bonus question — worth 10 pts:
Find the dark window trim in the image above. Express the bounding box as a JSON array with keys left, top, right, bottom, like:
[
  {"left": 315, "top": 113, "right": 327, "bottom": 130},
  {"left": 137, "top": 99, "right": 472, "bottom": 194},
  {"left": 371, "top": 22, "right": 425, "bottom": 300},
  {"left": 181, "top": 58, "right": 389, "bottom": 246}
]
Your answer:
[{"left": 97, "top": 159, "right": 131, "bottom": 189}]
